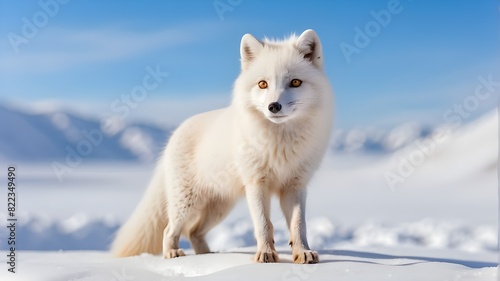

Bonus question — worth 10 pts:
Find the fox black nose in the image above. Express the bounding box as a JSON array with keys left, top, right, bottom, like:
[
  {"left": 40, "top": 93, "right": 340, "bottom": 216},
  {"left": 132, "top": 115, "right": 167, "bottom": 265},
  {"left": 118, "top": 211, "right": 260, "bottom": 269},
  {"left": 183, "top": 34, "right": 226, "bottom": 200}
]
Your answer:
[{"left": 268, "top": 102, "right": 282, "bottom": 113}]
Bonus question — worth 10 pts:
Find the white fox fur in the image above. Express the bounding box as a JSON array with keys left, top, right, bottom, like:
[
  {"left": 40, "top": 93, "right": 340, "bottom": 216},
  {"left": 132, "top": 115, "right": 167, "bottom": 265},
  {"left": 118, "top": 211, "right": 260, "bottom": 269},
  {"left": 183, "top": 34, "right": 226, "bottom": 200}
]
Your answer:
[{"left": 111, "top": 29, "right": 334, "bottom": 264}]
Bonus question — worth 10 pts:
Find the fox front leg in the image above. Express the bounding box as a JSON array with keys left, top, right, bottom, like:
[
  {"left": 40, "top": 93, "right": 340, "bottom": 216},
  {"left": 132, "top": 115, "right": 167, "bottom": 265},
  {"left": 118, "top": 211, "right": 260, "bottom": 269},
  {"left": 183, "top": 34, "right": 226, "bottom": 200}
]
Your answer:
[
  {"left": 245, "top": 184, "right": 278, "bottom": 263},
  {"left": 280, "top": 187, "right": 319, "bottom": 264}
]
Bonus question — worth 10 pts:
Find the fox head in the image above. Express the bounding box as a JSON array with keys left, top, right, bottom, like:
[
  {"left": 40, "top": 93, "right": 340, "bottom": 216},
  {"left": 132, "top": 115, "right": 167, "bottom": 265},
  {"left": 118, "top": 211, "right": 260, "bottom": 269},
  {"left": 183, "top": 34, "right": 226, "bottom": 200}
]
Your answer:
[{"left": 234, "top": 29, "right": 331, "bottom": 124}]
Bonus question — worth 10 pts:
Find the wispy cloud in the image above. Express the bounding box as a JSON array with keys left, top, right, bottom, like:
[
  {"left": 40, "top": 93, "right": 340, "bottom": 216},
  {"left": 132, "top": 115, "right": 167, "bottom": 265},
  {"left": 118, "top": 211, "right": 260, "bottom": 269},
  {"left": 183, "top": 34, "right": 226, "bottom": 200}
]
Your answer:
[{"left": 0, "top": 25, "right": 200, "bottom": 74}]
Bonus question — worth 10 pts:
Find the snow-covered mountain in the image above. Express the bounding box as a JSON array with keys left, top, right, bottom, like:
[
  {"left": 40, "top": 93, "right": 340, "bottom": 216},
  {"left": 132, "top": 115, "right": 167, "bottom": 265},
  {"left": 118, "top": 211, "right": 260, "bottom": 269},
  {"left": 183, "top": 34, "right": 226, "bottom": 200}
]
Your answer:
[
  {"left": 331, "top": 123, "right": 434, "bottom": 154},
  {"left": 0, "top": 103, "right": 494, "bottom": 161},
  {"left": 0, "top": 104, "right": 432, "bottom": 162},
  {"left": 0, "top": 104, "right": 171, "bottom": 162}
]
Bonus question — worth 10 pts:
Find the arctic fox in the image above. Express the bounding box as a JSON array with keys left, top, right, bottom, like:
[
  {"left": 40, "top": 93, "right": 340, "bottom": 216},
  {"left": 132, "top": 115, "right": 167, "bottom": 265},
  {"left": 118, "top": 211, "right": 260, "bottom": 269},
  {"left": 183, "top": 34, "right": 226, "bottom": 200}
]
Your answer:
[{"left": 111, "top": 29, "right": 334, "bottom": 264}]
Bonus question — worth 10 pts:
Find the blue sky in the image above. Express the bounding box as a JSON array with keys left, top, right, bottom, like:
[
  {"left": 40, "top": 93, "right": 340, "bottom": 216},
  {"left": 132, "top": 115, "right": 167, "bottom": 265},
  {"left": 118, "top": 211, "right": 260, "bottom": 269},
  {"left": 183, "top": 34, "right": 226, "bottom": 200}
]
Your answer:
[{"left": 0, "top": 0, "right": 498, "bottom": 128}]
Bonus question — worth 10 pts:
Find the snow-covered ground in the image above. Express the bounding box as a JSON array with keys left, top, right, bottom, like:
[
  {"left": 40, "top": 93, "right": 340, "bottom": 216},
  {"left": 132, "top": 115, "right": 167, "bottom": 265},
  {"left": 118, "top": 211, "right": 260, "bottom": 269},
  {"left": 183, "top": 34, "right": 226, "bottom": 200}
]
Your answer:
[
  {"left": 0, "top": 111, "right": 498, "bottom": 280},
  {"left": 1, "top": 247, "right": 497, "bottom": 281}
]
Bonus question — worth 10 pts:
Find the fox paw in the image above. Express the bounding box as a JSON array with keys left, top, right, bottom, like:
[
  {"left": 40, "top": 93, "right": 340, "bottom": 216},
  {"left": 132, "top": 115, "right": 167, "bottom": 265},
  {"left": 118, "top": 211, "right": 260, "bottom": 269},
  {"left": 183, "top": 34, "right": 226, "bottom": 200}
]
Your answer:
[
  {"left": 254, "top": 250, "right": 279, "bottom": 263},
  {"left": 163, "top": 249, "right": 185, "bottom": 259},
  {"left": 293, "top": 250, "right": 319, "bottom": 264}
]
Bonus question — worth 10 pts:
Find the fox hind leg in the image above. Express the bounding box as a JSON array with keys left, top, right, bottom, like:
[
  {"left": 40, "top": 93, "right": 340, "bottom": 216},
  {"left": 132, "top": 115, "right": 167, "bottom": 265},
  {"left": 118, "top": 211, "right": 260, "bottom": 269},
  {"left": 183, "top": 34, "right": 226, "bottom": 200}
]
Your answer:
[
  {"left": 162, "top": 219, "right": 187, "bottom": 258},
  {"left": 162, "top": 184, "right": 197, "bottom": 258},
  {"left": 188, "top": 198, "right": 235, "bottom": 254}
]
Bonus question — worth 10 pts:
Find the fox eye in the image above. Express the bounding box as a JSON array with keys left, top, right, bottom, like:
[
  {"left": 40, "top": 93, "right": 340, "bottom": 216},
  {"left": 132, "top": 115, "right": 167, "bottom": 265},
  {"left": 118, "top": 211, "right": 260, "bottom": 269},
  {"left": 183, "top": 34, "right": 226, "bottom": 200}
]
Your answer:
[
  {"left": 258, "top": 80, "right": 268, "bottom": 89},
  {"left": 290, "top": 79, "right": 302, "bottom": 87}
]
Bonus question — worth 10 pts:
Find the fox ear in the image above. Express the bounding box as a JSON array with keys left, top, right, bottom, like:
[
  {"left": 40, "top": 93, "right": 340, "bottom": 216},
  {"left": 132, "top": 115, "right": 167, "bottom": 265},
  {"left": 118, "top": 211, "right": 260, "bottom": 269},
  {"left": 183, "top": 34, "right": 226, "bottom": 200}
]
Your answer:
[
  {"left": 296, "top": 29, "right": 323, "bottom": 69},
  {"left": 240, "top": 33, "right": 264, "bottom": 70}
]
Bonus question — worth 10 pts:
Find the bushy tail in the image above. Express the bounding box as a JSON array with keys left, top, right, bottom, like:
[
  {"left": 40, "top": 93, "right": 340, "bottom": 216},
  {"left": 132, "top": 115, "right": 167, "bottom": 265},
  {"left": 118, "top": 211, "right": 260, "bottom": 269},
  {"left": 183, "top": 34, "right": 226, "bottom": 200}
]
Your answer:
[{"left": 111, "top": 167, "right": 168, "bottom": 257}]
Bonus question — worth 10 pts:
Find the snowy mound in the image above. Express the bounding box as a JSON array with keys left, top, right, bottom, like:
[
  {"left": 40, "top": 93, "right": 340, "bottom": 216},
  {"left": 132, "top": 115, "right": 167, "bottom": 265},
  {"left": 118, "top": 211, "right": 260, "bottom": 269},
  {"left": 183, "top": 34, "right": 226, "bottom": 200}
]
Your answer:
[{"left": 1, "top": 213, "right": 496, "bottom": 256}]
